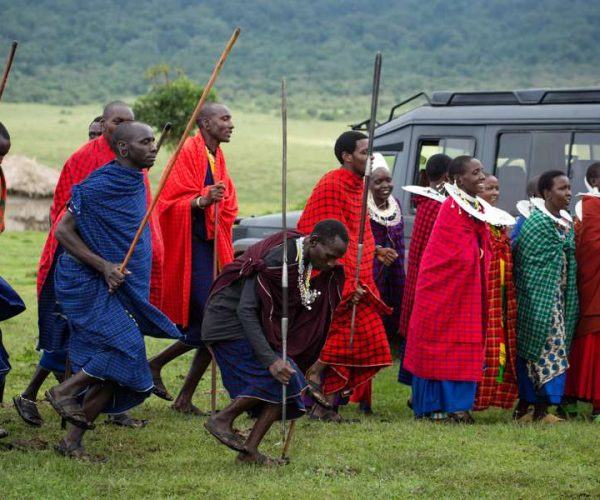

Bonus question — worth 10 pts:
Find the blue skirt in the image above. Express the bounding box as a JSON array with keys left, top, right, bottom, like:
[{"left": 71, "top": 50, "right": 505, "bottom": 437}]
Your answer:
[
  {"left": 411, "top": 375, "right": 477, "bottom": 416},
  {"left": 397, "top": 336, "right": 413, "bottom": 386},
  {"left": 179, "top": 237, "right": 214, "bottom": 348},
  {"left": 37, "top": 250, "right": 70, "bottom": 352},
  {"left": 0, "top": 276, "right": 26, "bottom": 385},
  {"left": 39, "top": 349, "right": 67, "bottom": 374},
  {"left": 213, "top": 337, "right": 307, "bottom": 420},
  {"left": 516, "top": 356, "right": 566, "bottom": 405}
]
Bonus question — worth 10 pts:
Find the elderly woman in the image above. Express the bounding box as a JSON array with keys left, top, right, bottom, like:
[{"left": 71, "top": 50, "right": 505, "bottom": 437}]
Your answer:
[
  {"left": 513, "top": 170, "right": 579, "bottom": 423},
  {"left": 350, "top": 154, "right": 404, "bottom": 414}
]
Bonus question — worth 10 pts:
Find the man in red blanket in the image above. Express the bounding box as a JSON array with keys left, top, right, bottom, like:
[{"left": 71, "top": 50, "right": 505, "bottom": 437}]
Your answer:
[
  {"left": 398, "top": 153, "right": 450, "bottom": 390},
  {"left": 149, "top": 103, "right": 238, "bottom": 415},
  {"left": 14, "top": 102, "right": 160, "bottom": 429},
  {"left": 298, "top": 131, "right": 393, "bottom": 422}
]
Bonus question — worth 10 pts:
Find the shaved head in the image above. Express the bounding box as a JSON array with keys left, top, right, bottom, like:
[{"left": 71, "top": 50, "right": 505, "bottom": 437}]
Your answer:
[
  {"left": 111, "top": 121, "right": 157, "bottom": 170},
  {"left": 101, "top": 101, "right": 134, "bottom": 141},
  {"left": 195, "top": 102, "right": 234, "bottom": 147},
  {"left": 103, "top": 101, "right": 132, "bottom": 120},
  {"left": 196, "top": 102, "right": 228, "bottom": 126}
]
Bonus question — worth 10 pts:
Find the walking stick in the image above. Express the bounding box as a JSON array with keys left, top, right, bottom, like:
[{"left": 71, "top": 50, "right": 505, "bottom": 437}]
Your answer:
[
  {"left": 210, "top": 202, "right": 219, "bottom": 417},
  {"left": 349, "top": 52, "right": 382, "bottom": 350},
  {"left": 280, "top": 78, "right": 290, "bottom": 458},
  {"left": 0, "top": 41, "right": 17, "bottom": 104},
  {"left": 119, "top": 27, "right": 241, "bottom": 272}
]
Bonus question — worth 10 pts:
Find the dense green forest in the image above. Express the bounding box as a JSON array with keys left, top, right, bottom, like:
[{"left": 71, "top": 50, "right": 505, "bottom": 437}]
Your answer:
[{"left": 1, "top": 0, "right": 599, "bottom": 119}]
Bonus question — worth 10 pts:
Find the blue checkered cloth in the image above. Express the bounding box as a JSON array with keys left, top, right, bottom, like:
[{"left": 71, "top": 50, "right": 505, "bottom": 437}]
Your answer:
[
  {"left": 55, "top": 161, "right": 181, "bottom": 413},
  {"left": 0, "top": 276, "right": 26, "bottom": 384},
  {"left": 213, "top": 337, "right": 307, "bottom": 419}
]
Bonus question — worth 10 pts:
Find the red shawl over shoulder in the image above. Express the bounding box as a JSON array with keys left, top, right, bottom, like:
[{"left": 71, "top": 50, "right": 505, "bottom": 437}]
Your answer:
[
  {"left": 399, "top": 195, "right": 442, "bottom": 338},
  {"left": 574, "top": 196, "right": 600, "bottom": 337},
  {"left": 37, "top": 135, "right": 164, "bottom": 306},
  {"left": 297, "top": 168, "right": 392, "bottom": 394},
  {"left": 158, "top": 132, "right": 238, "bottom": 326},
  {"left": 405, "top": 196, "right": 491, "bottom": 382}
]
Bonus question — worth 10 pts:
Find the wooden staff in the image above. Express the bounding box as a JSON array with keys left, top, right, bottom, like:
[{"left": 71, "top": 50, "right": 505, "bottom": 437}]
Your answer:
[
  {"left": 280, "top": 78, "right": 289, "bottom": 457},
  {"left": 0, "top": 41, "right": 17, "bottom": 104},
  {"left": 119, "top": 27, "right": 241, "bottom": 273},
  {"left": 349, "top": 52, "right": 382, "bottom": 349},
  {"left": 210, "top": 202, "right": 219, "bottom": 417}
]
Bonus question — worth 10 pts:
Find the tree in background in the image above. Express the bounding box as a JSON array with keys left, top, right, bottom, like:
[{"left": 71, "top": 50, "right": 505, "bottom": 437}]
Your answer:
[{"left": 134, "top": 65, "right": 217, "bottom": 147}]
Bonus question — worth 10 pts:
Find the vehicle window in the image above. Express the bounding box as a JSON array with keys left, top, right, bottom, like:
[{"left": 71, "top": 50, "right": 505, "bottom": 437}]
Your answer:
[
  {"left": 569, "top": 132, "right": 600, "bottom": 197},
  {"left": 411, "top": 137, "right": 475, "bottom": 213},
  {"left": 530, "top": 132, "right": 571, "bottom": 178},
  {"left": 494, "top": 133, "right": 530, "bottom": 213},
  {"left": 414, "top": 137, "right": 476, "bottom": 185}
]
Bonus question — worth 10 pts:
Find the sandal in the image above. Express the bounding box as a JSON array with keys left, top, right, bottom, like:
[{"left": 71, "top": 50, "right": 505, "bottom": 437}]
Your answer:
[
  {"left": 204, "top": 418, "right": 247, "bottom": 452},
  {"left": 151, "top": 375, "right": 174, "bottom": 401},
  {"left": 45, "top": 389, "right": 95, "bottom": 430},
  {"left": 55, "top": 439, "right": 108, "bottom": 463},
  {"left": 304, "top": 381, "right": 333, "bottom": 409},
  {"left": 235, "top": 452, "right": 289, "bottom": 466},
  {"left": 105, "top": 413, "right": 148, "bottom": 429},
  {"left": 13, "top": 395, "right": 44, "bottom": 427},
  {"left": 447, "top": 411, "right": 475, "bottom": 424}
]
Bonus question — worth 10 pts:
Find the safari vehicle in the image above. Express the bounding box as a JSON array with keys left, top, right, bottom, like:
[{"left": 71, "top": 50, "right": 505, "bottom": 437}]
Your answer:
[{"left": 233, "top": 88, "right": 600, "bottom": 254}]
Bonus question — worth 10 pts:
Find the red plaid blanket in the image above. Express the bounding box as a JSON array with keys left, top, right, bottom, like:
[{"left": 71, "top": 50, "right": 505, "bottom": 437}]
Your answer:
[
  {"left": 474, "top": 226, "right": 518, "bottom": 410},
  {"left": 405, "top": 196, "right": 491, "bottom": 381},
  {"left": 297, "top": 168, "right": 392, "bottom": 393},
  {"left": 399, "top": 195, "right": 442, "bottom": 338}
]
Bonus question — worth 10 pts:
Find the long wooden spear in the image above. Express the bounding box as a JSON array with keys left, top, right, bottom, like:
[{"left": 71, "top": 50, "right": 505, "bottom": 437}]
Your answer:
[
  {"left": 280, "top": 77, "right": 289, "bottom": 457},
  {"left": 155, "top": 122, "right": 172, "bottom": 152},
  {"left": 119, "top": 27, "right": 241, "bottom": 272},
  {"left": 0, "top": 41, "right": 18, "bottom": 104},
  {"left": 210, "top": 201, "right": 219, "bottom": 417},
  {"left": 349, "top": 52, "right": 382, "bottom": 350}
]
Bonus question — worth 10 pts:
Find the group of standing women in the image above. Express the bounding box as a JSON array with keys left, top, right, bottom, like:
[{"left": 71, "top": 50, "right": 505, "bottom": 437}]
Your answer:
[{"left": 363, "top": 152, "right": 600, "bottom": 423}]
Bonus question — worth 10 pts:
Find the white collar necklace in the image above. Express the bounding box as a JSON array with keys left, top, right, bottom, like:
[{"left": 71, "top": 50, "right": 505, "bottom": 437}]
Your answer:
[
  {"left": 530, "top": 197, "right": 571, "bottom": 228},
  {"left": 367, "top": 192, "right": 402, "bottom": 226},
  {"left": 444, "top": 183, "right": 487, "bottom": 222},
  {"left": 401, "top": 185, "right": 446, "bottom": 203}
]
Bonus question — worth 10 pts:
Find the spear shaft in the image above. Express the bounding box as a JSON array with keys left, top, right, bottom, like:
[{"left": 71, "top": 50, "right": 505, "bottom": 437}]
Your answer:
[
  {"left": 349, "top": 52, "right": 382, "bottom": 349},
  {"left": 0, "top": 41, "right": 17, "bottom": 104}
]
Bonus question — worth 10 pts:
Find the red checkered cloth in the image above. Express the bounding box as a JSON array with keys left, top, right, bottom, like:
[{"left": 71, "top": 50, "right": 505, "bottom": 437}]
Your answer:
[
  {"left": 297, "top": 168, "right": 392, "bottom": 394},
  {"left": 0, "top": 166, "right": 6, "bottom": 233},
  {"left": 36, "top": 135, "right": 164, "bottom": 306},
  {"left": 398, "top": 195, "right": 442, "bottom": 338},
  {"left": 157, "top": 132, "right": 238, "bottom": 326},
  {"left": 404, "top": 197, "right": 491, "bottom": 382},
  {"left": 474, "top": 226, "right": 518, "bottom": 410}
]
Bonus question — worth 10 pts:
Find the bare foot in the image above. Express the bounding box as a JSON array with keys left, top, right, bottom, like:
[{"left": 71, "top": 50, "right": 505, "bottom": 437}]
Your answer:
[
  {"left": 171, "top": 400, "right": 208, "bottom": 416},
  {"left": 149, "top": 365, "right": 173, "bottom": 401}
]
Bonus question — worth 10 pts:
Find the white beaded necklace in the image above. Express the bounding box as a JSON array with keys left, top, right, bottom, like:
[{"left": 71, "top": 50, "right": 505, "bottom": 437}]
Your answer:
[
  {"left": 367, "top": 192, "right": 402, "bottom": 226},
  {"left": 296, "top": 237, "right": 321, "bottom": 310}
]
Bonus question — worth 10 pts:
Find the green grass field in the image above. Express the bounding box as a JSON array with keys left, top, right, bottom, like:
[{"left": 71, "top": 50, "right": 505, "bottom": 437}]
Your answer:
[
  {"left": 1, "top": 102, "right": 348, "bottom": 216},
  {"left": 1, "top": 235, "right": 600, "bottom": 499},
  {"left": 1, "top": 104, "right": 600, "bottom": 498}
]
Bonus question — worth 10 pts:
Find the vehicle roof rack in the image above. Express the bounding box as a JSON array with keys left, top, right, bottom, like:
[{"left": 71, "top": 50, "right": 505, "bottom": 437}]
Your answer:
[{"left": 430, "top": 88, "right": 600, "bottom": 106}]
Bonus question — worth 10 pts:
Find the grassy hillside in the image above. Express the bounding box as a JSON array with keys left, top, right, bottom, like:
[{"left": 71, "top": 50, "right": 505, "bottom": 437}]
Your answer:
[
  {"left": 1, "top": 232, "right": 600, "bottom": 497},
  {"left": 1, "top": 0, "right": 599, "bottom": 119},
  {"left": 1, "top": 102, "right": 347, "bottom": 216}
]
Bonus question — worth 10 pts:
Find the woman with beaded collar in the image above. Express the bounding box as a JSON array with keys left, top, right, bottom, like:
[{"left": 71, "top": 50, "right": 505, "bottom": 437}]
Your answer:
[
  {"left": 404, "top": 155, "right": 491, "bottom": 423},
  {"left": 350, "top": 154, "right": 404, "bottom": 414}
]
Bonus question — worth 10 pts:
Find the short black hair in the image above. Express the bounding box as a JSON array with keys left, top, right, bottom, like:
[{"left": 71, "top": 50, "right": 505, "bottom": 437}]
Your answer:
[
  {"left": 425, "top": 153, "right": 451, "bottom": 182},
  {"left": 334, "top": 131, "right": 367, "bottom": 165},
  {"left": 110, "top": 121, "right": 150, "bottom": 152},
  {"left": 448, "top": 155, "right": 474, "bottom": 181},
  {"left": 103, "top": 100, "right": 131, "bottom": 119},
  {"left": 0, "top": 121, "right": 10, "bottom": 141},
  {"left": 311, "top": 219, "right": 349, "bottom": 245},
  {"left": 586, "top": 162, "right": 600, "bottom": 184},
  {"left": 538, "top": 170, "right": 567, "bottom": 197},
  {"left": 89, "top": 116, "right": 102, "bottom": 128}
]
